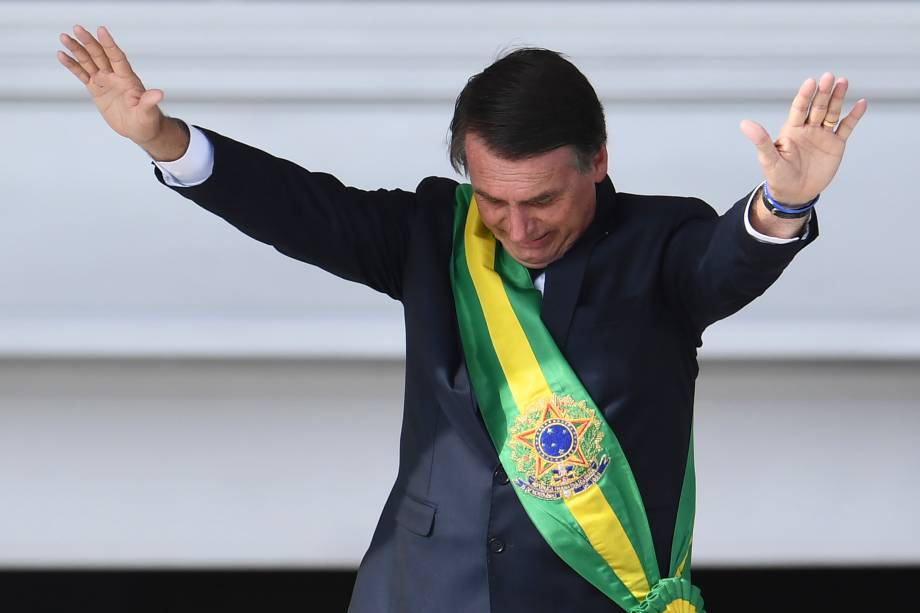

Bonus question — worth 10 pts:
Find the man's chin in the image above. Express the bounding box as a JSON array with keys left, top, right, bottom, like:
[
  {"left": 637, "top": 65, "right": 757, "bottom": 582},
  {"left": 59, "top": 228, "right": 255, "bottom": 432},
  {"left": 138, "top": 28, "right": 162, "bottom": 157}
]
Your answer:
[
  {"left": 503, "top": 236, "right": 560, "bottom": 268},
  {"left": 506, "top": 250, "right": 552, "bottom": 269}
]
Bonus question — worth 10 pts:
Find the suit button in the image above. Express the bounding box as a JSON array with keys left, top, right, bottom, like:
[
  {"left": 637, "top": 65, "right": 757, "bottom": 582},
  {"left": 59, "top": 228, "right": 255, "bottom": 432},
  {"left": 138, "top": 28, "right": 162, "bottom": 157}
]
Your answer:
[
  {"left": 488, "top": 537, "right": 505, "bottom": 554},
  {"left": 493, "top": 466, "right": 510, "bottom": 485}
]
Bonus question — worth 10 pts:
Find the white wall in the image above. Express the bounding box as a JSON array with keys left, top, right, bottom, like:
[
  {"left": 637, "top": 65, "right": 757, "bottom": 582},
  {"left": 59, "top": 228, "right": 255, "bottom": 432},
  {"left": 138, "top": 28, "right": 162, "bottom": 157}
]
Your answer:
[
  {"left": 1, "top": 358, "right": 917, "bottom": 568},
  {"left": 5, "top": 0, "right": 920, "bottom": 359},
  {"left": 1, "top": 1, "right": 918, "bottom": 567}
]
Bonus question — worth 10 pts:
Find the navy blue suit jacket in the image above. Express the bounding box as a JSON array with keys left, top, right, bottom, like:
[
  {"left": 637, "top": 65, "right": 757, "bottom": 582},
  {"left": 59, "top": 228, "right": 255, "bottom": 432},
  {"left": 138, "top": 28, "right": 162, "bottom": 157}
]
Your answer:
[{"left": 154, "top": 126, "right": 818, "bottom": 612}]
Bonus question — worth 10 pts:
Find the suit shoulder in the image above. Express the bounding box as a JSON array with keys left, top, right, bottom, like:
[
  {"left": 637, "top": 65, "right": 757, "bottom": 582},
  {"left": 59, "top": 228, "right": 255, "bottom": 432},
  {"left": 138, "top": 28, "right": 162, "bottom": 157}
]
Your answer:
[
  {"left": 410, "top": 176, "right": 468, "bottom": 225},
  {"left": 414, "top": 175, "right": 461, "bottom": 201},
  {"left": 614, "top": 191, "right": 718, "bottom": 230}
]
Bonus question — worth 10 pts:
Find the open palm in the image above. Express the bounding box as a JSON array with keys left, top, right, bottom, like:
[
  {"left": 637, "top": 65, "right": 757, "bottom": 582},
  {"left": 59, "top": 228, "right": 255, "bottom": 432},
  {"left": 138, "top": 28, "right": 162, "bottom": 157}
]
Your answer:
[
  {"left": 57, "top": 24, "right": 165, "bottom": 145},
  {"left": 740, "top": 72, "right": 867, "bottom": 206}
]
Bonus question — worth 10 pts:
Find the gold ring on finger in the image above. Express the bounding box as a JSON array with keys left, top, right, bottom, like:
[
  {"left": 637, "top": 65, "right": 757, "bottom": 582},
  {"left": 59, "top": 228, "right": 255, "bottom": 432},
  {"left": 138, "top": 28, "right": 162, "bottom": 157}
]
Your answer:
[{"left": 822, "top": 118, "right": 839, "bottom": 128}]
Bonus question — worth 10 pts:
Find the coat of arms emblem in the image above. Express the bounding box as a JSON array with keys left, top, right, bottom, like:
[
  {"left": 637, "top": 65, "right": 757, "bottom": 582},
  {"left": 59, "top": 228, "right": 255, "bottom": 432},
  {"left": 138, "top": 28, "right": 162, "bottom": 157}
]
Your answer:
[{"left": 507, "top": 395, "right": 609, "bottom": 500}]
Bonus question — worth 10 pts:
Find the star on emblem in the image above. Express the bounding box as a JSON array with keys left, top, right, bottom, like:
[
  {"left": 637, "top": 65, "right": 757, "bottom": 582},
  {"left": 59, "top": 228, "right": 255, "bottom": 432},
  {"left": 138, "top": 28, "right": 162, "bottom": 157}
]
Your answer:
[{"left": 514, "top": 399, "right": 593, "bottom": 478}]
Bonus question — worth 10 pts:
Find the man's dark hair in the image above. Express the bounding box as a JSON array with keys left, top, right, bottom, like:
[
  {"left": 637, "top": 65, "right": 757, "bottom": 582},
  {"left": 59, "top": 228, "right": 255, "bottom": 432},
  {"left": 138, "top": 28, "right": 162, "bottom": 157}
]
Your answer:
[{"left": 448, "top": 47, "right": 607, "bottom": 177}]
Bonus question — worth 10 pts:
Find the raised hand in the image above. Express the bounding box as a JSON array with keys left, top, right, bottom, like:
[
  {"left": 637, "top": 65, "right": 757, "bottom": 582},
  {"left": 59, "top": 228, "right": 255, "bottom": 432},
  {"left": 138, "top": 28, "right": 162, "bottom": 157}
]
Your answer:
[
  {"left": 739, "top": 72, "right": 868, "bottom": 206},
  {"left": 57, "top": 24, "right": 179, "bottom": 153}
]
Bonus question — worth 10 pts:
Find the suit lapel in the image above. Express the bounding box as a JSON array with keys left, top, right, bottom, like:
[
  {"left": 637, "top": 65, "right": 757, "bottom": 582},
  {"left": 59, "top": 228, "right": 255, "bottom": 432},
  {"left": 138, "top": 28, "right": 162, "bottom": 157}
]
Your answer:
[{"left": 540, "top": 175, "right": 617, "bottom": 350}]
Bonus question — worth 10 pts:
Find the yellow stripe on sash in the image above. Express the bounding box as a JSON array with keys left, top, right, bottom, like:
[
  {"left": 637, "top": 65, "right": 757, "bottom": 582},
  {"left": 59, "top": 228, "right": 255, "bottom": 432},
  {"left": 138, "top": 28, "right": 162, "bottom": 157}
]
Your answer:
[
  {"left": 463, "top": 198, "right": 651, "bottom": 601},
  {"left": 566, "top": 486, "right": 651, "bottom": 599},
  {"left": 675, "top": 537, "right": 692, "bottom": 578},
  {"left": 462, "top": 199, "right": 554, "bottom": 411},
  {"left": 664, "top": 600, "right": 698, "bottom": 613}
]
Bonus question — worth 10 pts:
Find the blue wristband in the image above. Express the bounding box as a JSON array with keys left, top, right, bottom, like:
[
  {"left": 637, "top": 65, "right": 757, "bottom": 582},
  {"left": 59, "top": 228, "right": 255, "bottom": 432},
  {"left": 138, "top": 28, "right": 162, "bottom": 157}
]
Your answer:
[{"left": 763, "top": 182, "right": 819, "bottom": 216}]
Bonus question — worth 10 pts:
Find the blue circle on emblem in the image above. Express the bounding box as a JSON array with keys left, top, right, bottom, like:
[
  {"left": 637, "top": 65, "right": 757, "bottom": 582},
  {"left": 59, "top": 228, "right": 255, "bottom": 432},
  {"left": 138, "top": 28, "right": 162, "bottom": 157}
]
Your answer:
[
  {"left": 534, "top": 419, "right": 578, "bottom": 463},
  {"left": 541, "top": 425, "right": 573, "bottom": 457}
]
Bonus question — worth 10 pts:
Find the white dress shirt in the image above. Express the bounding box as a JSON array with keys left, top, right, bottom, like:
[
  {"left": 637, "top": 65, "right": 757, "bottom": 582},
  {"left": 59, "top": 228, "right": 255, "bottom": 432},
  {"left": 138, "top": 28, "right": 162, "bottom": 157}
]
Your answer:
[{"left": 150, "top": 123, "right": 811, "bottom": 296}]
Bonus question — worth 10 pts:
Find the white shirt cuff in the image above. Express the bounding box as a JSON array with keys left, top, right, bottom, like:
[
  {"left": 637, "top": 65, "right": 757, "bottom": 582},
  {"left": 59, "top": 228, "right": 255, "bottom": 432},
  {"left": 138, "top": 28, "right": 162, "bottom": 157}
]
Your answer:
[
  {"left": 743, "top": 180, "right": 811, "bottom": 244},
  {"left": 149, "top": 122, "right": 214, "bottom": 187}
]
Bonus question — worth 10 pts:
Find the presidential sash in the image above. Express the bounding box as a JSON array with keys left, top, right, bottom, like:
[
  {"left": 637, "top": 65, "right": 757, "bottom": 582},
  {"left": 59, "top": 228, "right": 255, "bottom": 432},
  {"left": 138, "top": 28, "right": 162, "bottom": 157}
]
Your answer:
[{"left": 450, "top": 184, "right": 706, "bottom": 613}]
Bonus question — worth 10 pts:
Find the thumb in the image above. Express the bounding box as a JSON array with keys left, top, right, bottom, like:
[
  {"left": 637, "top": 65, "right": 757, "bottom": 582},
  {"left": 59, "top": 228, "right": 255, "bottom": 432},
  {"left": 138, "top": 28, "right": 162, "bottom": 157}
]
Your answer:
[
  {"left": 139, "top": 88, "right": 164, "bottom": 111},
  {"left": 739, "top": 119, "right": 780, "bottom": 170}
]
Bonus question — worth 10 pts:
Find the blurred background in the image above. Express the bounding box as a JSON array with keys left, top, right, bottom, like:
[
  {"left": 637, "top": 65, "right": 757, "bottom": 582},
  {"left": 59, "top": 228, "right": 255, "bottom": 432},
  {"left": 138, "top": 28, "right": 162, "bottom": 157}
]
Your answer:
[{"left": 2, "top": 0, "right": 918, "bottom": 610}]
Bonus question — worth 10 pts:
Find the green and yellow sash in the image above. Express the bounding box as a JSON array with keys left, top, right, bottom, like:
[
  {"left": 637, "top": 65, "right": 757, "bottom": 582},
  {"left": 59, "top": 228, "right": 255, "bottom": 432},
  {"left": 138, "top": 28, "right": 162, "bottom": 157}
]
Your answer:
[{"left": 450, "top": 184, "right": 705, "bottom": 613}]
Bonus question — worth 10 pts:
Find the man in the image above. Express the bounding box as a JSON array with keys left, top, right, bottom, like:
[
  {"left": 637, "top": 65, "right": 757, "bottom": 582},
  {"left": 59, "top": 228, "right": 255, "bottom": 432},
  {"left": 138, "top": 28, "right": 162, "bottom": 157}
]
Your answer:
[{"left": 58, "top": 24, "right": 865, "bottom": 613}]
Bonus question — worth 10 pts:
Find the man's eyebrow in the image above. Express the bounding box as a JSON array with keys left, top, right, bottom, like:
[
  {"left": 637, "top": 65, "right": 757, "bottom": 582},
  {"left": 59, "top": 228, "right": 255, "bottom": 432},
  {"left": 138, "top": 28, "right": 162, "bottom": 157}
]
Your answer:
[{"left": 473, "top": 188, "right": 562, "bottom": 205}]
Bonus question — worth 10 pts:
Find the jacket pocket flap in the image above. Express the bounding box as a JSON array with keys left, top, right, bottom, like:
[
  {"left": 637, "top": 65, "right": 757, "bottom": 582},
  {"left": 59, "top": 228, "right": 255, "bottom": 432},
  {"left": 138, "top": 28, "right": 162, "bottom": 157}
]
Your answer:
[{"left": 394, "top": 494, "right": 437, "bottom": 537}]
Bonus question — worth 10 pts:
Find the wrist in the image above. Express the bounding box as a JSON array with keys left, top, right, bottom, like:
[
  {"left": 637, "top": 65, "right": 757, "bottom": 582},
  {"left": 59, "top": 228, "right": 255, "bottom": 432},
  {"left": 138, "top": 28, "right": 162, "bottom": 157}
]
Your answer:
[
  {"left": 762, "top": 182, "right": 818, "bottom": 218},
  {"left": 750, "top": 185, "right": 810, "bottom": 239},
  {"left": 139, "top": 116, "right": 191, "bottom": 162}
]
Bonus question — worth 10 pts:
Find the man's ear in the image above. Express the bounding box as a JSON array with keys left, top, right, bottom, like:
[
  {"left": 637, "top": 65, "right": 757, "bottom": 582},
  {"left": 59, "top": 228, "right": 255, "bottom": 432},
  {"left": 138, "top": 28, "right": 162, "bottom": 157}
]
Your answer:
[{"left": 592, "top": 145, "right": 608, "bottom": 183}]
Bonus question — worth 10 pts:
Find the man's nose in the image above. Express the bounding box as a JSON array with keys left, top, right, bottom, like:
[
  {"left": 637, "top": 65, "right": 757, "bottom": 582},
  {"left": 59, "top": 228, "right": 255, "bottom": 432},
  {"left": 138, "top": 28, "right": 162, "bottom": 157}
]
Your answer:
[{"left": 507, "top": 206, "right": 532, "bottom": 242}]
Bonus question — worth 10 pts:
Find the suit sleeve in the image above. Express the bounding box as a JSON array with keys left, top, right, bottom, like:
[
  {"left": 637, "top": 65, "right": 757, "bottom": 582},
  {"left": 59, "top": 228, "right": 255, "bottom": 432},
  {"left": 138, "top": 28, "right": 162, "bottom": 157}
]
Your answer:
[
  {"left": 660, "top": 184, "right": 820, "bottom": 336},
  {"left": 151, "top": 124, "right": 421, "bottom": 301}
]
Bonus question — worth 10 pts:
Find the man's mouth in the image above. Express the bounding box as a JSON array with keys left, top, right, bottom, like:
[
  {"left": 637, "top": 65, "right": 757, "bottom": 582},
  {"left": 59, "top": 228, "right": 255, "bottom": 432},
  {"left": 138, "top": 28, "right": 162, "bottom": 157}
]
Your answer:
[{"left": 520, "top": 232, "right": 550, "bottom": 248}]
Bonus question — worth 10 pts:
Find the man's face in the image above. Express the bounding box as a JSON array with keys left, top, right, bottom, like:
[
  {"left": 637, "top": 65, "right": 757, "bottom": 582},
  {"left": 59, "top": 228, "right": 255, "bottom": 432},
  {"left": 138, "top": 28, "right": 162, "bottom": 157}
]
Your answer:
[{"left": 465, "top": 132, "right": 608, "bottom": 269}]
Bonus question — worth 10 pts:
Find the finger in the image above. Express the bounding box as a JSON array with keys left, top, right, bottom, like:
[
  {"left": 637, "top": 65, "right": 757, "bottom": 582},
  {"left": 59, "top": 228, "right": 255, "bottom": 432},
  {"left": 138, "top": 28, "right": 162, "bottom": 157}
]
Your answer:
[
  {"left": 56, "top": 50, "right": 91, "bottom": 85},
  {"left": 806, "top": 72, "right": 836, "bottom": 126},
  {"left": 739, "top": 119, "right": 781, "bottom": 169},
  {"left": 823, "top": 78, "right": 848, "bottom": 126},
  {"left": 72, "top": 24, "right": 113, "bottom": 73},
  {"left": 59, "top": 33, "right": 98, "bottom": 77},
  {"left": 785, "top": 78, "right": 816, "bottom": 128},
  {"left": 835, "top": 98, "right": 868, "bottom": 141},
  {"left": 97, "top": 25, "right": 134, "bottom": 78}
]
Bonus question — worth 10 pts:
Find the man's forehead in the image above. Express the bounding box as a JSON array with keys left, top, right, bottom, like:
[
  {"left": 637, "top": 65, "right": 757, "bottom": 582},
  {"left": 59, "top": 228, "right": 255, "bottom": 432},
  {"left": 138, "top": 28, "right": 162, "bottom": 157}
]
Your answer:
[
  {"left": 466, "top": 143, "right": 574, "bottom": 203},
  {"left": 473, "top": 185, "right": 563, "bottom": 205}
]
